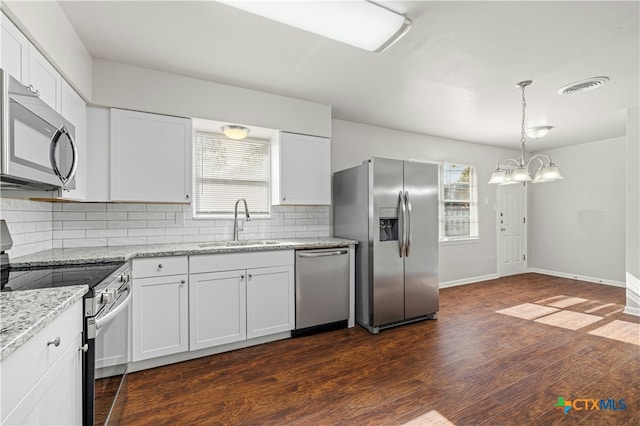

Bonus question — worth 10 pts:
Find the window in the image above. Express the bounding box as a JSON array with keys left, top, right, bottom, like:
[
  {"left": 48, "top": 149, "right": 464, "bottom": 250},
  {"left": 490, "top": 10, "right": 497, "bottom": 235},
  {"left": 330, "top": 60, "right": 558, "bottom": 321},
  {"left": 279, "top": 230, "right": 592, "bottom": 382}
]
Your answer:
[
  {"left": 439, "top": 162, "right": 478, "bottom": 241},
  {"left": 194, "top": 131, "right": 270, "bottom": 217}
]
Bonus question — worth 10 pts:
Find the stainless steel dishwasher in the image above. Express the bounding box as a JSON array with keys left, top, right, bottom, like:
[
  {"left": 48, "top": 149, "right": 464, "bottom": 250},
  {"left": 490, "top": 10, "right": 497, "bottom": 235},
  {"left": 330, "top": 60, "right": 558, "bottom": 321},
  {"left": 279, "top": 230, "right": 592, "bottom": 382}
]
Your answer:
[{"left": 294, "top": 248, "right": 350, "bottom": 336}]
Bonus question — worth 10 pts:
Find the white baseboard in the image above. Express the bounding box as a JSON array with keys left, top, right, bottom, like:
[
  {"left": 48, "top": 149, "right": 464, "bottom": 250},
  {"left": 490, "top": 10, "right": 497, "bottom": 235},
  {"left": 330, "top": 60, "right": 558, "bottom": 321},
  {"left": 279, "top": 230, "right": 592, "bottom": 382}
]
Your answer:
[
  {"left": 625, "top": 272, "right": 640, "bottom": 316},
  {"left": 527, "top": 268, "right": 626, "bottom": 288},
  {"left": 440, "top": 273, "right": 499, "bottom": 289},
  {"left": 623, "top": 306, "right": 640, "bottom": 316}
]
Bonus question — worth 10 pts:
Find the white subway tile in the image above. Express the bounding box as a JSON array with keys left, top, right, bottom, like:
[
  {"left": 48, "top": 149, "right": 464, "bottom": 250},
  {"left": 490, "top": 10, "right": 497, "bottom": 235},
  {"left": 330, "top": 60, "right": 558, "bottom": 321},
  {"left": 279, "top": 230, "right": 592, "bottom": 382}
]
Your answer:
[
  {"left": 128, "top": 212, "right": 165, "bottom": 220},
  {"left": 63, "top": 203, "right": 107, "bottom": 212},
  {"left": 295, "top": 206, "right": 319, "bottom": 212},
  {"left": 52, "top": 203, "right": 63, "bottom": 211},
  {"left": 319, "top": 206, "right": 330, "bottom": 212},
  {"left": 52, "top": 240, "right": 63, "bottom": 249},
  {"left": 284, "top": 212, "right": 307, "bottom": 219},
  {"left": 86, "top": 229, "right": 127, "bottom": 238},
  {"left": 86, "top": 212, "right": 128, "bottom": 220},
  {"left": 183, "top": 235, "right": 214, "bottom": 243},
  {"left": 128, "top": 228, "right": 165, "bottom": 237},
  {"left": 308, "top": 212, "right": 329, "bottom": 219},
  {"left": 295, "top": 231, "right": 320, "bottom": 238},
  {"left": 63, "top": 220, "right": 107, "bottom": 230},
  {"left": 52, "top": 221, "right": 63, "bottom": 230},
  {"left": 147, "top": 236, "right": 183, "bottom": 244},
  {"left": 23, "top": 231, "right": 48, "bottom": 244},
  {"left": 166, "top": 227, "right": 199, "bottom": 236},
  {"left": 107, "top": 237, "right": 146, "bottom": 246},
  {"left": 296, "top": 218, "right": 319, "bottom": 225},
  {"left": 107, "top": 203, "right": 146, "bottom": 212},
  {"left": 318, "top": 230, "right": 330, "bottom": 237},
  {"left": 147, "top": 204, "right": 183, "bottom": 212},
  {"left": 273, "top": 206, "right": 296, "bottom": 212},
  {"left": 284, "top": 225, "right": 307, "bottom": 232},
  {"left": 270, "top": 231, "right": 296, "bottom": 238},
  {"left": 63, "top": 238, "right": 107, "bottom": 248},
  {"left": 53, "top": 230, "right": 86, "bottom": 239},
  {"left": 9, "top": 222, "right": 36, "bottom": 234},
  {"left": 53, "top": 212, "right": 86, "bottom": 221},
  {"left": 308, "top": 225, "right": 329, "bottom": 231},
  {"left": 108, "top": 220, "right": 147, "bottom": 229}
]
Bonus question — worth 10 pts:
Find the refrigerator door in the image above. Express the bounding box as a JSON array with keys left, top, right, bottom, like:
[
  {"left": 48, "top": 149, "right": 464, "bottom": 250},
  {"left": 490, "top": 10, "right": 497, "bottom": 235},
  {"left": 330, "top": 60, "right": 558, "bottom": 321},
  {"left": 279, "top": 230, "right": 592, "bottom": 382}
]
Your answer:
[
  {"left": 403, "top": 161, "right": 439, "bottom": 318},
  {"left": 371, "top": 158, "right": 406, "bottom": 326}
]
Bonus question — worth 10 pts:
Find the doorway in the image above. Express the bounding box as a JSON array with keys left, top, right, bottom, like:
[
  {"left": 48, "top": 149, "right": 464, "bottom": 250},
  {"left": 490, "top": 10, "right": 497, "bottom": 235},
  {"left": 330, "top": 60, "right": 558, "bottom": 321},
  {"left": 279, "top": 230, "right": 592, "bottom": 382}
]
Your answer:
[{"left": 497, "top": 183, "right": 527, "bottom": 276}]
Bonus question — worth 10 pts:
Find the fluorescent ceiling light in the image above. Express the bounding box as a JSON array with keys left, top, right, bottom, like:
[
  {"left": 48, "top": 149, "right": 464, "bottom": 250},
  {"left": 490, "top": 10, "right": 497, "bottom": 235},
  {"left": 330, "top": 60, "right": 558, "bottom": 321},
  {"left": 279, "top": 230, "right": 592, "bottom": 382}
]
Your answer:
[{"left": 218, "top": 0, "right": 412, "bottom": 52}]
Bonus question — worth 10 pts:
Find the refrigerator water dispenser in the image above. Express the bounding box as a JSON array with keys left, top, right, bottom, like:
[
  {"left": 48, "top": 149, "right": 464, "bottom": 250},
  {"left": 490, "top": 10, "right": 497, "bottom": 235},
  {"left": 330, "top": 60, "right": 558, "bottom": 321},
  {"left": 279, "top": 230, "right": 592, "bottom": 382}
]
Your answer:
[{"left": 379, "top": 207, "right": 398, "bottom": 241}]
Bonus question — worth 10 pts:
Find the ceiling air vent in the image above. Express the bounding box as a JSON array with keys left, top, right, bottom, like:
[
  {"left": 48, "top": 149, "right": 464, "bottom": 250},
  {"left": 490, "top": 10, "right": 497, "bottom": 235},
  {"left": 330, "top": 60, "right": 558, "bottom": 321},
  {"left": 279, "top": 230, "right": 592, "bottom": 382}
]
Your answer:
[{"left": 557, "top": 77, "right": 609, "bottom": 95}]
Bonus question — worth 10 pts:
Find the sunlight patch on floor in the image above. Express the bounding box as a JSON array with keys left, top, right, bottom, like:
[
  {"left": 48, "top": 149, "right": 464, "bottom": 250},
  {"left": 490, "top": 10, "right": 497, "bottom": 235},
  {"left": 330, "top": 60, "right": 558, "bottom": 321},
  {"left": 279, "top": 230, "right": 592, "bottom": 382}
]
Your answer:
[
  {"left": 588, "top": 320, "right": 640, "bottom": 346},
  {"left": 402, "top": 410, "right": 456, "bottom": 426},
  {"left": 534, "top": 310, "right": 603, "bottom": 330},
  {"left": 496, "top": 303, "right": 559, "bottom": 320},
  {"left": 543, "top": 296, "right": 589, "bottom": 308}
]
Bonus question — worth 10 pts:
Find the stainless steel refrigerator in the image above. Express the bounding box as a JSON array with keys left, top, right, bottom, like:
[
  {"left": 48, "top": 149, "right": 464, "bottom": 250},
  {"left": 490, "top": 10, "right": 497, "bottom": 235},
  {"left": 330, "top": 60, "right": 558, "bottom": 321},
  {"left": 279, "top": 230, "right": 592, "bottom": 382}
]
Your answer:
[{"left": 333, "top": 157, "right": 439, "bottom": 334}]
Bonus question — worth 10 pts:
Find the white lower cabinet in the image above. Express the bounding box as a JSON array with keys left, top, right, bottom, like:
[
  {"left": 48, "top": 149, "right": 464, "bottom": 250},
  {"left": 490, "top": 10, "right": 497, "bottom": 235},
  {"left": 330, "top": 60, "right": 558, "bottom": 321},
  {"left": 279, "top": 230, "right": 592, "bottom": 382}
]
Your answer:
[
  {"left": 132, "top": 257, "right": 189, "bottom": 362},
  {"left": 189, "top": 250, "right": 294, "bottom": 351},
  {"left": 1, "top": 300, "right": 82, "bottom": 425}
]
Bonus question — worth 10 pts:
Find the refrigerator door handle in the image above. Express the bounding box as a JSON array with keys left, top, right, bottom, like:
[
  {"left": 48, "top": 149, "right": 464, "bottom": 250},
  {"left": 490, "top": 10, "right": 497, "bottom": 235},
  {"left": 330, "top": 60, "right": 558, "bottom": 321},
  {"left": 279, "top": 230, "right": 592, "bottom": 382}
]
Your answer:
[
  {"left": 398, "top": 190, "right": 405, "bottom": 258},
  {"left": 405, "top": 191, "right": 412, "bottom": 257}
]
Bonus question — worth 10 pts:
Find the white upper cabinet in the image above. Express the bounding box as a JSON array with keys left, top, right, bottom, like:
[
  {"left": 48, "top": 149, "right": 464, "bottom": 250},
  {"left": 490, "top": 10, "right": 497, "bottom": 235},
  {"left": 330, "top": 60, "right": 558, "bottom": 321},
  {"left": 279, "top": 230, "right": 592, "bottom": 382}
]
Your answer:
[
  {"left": 272, "top": 132, "right": 331, "bottom": 205},
  {"left": 110, "top": 108, "right": 193, "bottom": 203},
  {"left": 27, "top": 44, "right": 62, "bottom": 111},
  {"left": 57, "top": 80, "right": 86, "bottom": 201},
  {"left": 0, "top": 12, "right": 29, "bottom": 84}
]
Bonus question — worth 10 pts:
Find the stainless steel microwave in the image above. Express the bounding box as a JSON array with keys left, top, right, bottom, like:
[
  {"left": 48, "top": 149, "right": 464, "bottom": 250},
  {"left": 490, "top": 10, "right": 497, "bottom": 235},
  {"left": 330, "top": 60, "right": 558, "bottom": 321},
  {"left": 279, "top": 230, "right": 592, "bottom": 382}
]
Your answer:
[{"left": 0, "top": 68, "right": 77, "bottom": 190}]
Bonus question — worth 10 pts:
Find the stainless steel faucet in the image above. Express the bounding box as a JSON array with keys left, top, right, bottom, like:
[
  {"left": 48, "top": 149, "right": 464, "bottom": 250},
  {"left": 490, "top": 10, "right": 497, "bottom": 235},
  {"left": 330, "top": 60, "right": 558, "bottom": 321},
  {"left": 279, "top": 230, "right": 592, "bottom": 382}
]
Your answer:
[{"left": 233, "top": 198, "right": 251, "bottom": 241}]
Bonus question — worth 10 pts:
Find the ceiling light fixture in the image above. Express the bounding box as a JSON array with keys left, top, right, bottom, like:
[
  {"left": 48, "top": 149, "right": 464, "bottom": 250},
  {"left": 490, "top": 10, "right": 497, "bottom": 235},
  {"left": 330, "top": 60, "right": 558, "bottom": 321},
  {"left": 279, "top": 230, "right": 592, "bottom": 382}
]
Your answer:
[
  {"left": 489, "top": 81, "right": 563, "bottom": 185},
  {"left": 524, "top": 126, "right": 553, "bottom": 139},
  {"left": 222, "top": 125, "right": 250, "bottom": 140},
  {"left": 217, "top": 0, "right": 412, "bottom": 53}
]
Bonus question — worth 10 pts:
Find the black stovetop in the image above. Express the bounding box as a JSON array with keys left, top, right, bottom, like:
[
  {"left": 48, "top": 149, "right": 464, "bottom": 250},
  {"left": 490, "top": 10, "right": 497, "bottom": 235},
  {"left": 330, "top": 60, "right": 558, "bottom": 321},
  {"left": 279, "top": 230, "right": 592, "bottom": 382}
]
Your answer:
[{"left": 1, "top": 262, "right": 124, "bottom": 292}]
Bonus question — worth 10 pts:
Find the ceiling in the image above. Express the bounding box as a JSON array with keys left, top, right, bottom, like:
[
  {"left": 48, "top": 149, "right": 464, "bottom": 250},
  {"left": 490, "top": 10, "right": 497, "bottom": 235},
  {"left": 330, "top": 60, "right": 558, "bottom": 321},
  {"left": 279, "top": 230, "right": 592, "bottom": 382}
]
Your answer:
[{"left": 58, "top": 1, "right": 639, "bottom": 150}]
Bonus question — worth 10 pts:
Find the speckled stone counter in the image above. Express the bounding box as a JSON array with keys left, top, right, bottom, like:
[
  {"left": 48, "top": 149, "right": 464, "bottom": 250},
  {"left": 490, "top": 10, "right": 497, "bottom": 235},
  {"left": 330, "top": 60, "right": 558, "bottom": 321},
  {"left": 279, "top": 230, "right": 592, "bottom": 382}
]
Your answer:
[
  {"left": 0, "top": 285, "right": 88, "bottom": 361},
  {"left": 10, "top": 237, "right": 358, "bottom": 267}
]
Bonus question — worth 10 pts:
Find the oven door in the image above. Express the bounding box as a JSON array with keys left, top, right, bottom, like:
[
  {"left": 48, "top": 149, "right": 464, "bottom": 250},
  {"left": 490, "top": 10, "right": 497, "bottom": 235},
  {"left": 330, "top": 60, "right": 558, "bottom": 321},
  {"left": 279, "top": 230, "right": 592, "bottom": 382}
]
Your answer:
[{"left": 92, "top": 282, "right": 131, "bottom": 426}]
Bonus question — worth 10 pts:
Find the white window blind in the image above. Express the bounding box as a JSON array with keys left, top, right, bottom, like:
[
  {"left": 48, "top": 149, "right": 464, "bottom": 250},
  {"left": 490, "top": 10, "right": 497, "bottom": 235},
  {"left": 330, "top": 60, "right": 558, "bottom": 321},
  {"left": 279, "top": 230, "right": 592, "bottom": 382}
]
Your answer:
[
  {"left": 194, "top": 132, "right": 270, "bottom": 216},
  {"left": 439, "top": 162, "right": 479, "bottom": 241}
]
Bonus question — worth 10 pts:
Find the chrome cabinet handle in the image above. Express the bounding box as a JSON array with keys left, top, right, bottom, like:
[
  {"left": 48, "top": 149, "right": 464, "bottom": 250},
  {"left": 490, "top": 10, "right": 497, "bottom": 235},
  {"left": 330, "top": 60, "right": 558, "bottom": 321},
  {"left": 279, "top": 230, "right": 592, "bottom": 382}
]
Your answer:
[
  {"left": 185, "top": 194, "right": 190, "bottom": 199},
  {"left": 240, "top": 274, "right": 245, "bottom": 279},
  {"left": 158, "top": 264, "right": 163, "bottom": 269},
  {"left": 180, "top": 280, "right": 186, "bottom": 284},
  {"left": 47, "top": 337, "right": 61, "bottom": 347},
  {"left": 500, "top": 227, "right": 506, "bottom": 231},
  {"left": 79, "top": 344, "right": 89, "bottom": 353},
  {"left": 298, "top": 250, "right": 348, "bottom": 258},
  {"left": 248, "top": 274, "right": 252, "bottom": 278}
]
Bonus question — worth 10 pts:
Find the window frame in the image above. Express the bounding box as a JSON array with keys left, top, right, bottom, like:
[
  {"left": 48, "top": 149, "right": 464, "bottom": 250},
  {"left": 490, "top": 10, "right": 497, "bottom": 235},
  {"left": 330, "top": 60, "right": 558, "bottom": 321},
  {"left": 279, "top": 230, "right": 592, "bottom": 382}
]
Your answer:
[
  {"left": 192, "top": 131, "right": 271, "bottom": 219},
  {"left": 438, "top": 161, "right": 479, "bottom": 243}
]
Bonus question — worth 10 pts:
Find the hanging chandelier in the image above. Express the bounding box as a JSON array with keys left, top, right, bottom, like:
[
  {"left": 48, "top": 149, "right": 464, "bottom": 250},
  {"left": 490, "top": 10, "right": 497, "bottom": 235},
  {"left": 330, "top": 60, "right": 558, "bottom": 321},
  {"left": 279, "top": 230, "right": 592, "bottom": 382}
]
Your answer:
[{"left": 488, "top": 80, "right": 563, "bottom": 185}]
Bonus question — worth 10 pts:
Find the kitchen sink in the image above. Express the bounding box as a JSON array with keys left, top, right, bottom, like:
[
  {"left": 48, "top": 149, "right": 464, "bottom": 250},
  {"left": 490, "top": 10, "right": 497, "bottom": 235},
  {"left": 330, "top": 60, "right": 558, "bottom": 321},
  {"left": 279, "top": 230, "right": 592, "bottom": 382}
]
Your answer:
[{"left": 198, "top": 240, "right": 282, "bottom": 248}]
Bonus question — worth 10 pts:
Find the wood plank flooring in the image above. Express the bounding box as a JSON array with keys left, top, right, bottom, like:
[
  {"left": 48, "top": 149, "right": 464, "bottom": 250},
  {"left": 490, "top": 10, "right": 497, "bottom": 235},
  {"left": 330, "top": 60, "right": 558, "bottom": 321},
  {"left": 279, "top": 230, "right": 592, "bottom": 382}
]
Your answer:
[{"left": 117, "top": 273, "right": 639, "bottom": 425}]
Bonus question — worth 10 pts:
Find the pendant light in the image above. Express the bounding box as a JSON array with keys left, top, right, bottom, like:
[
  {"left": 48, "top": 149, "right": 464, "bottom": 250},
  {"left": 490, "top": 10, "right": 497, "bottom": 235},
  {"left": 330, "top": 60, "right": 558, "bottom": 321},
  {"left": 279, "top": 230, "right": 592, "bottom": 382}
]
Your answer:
[{"left": 488, "top": 80, "right": 563, "bottom": 185}]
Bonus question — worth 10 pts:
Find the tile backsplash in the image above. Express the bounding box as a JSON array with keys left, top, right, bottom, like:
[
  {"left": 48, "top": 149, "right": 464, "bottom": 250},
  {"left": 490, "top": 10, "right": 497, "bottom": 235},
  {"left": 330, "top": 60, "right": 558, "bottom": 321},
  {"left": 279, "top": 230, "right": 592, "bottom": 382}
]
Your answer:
[
  {"left": 0, "top": 197, "right": 329, "bottom": 255},
  {"left": 0, "top": 198, "right": 53, "bottom": 258}
]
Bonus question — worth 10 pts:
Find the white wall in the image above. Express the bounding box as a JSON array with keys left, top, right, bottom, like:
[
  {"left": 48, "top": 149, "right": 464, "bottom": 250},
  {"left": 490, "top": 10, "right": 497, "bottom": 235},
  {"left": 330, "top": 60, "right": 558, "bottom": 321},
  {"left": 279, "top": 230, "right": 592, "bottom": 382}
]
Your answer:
[
  {"left": 1, "top": 1, "right": 92, "bottom": 99},
  {"left": 626, "top": 106, "right": 640, "bottom": 314},
  {"left": 528, "top": 137, "right": 626, "bottom": 285},
  {"left": 92, "top": 60, "right": 331, "bottom": 138},
  {"left": 331, "top": 119, "right": 520, "bottom": 284}
]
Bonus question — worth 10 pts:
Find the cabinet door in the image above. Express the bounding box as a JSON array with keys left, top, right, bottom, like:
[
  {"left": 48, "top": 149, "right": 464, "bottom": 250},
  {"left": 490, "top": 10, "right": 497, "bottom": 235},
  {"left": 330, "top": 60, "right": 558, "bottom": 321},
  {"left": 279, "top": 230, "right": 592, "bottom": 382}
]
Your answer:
[
  {"left": 0, "top": 12, "right": 29, "bottom": 83},
  {"left": 3, "top": 334, "right": 82, "bottom": 425},
  {"left": 110, "top": 108, "right": 192, "bottom": 203},
  {"left": 275, "top": 132, "right": 331, "bottom": 205},
  {"left": 58, "top": 79, "right": 86, "bottom": 200},
  {"left": 189, "top": 270, "right": 246, "bottom": 350},
  {"left": 247, "top": 265, "right": 294, "bottom": 338},
  {"left": 132, "top": 274, "right": 189, "bottom": 361},
  {"left": 27, "top": 44, "right": 62, "bottom": 111}
]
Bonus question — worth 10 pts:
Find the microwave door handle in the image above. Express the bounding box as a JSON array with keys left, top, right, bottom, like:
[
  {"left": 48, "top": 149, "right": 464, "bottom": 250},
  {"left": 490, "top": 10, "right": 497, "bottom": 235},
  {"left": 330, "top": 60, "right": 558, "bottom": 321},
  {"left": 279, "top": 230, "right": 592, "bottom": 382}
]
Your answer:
[{"left": 49, "top": 125, "right": 77, "bottom": 189}]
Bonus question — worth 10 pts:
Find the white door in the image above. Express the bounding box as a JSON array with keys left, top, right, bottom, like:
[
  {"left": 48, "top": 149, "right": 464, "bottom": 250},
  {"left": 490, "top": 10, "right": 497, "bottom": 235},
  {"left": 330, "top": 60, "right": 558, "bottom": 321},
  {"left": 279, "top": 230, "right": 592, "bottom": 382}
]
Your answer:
[
  {"left": 246, "top": 265, "right": 294, "bottom": 339},
  {"left": 497, "top": 183, "right": 527, "bottom": 276}
]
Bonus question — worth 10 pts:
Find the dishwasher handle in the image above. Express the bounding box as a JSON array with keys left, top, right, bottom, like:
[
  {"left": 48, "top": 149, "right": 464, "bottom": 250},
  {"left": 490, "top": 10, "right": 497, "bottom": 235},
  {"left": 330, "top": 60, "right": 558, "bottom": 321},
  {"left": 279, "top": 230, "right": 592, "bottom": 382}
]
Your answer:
[{"left": 298, "top": 249, "right": 348, "bottom": 258}]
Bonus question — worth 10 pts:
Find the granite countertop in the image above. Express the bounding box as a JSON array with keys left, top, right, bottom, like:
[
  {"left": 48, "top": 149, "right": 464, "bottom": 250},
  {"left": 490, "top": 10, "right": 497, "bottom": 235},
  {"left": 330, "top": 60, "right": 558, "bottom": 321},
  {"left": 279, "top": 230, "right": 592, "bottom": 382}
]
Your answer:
[
  {"left": 10, "top": 237, "right": 358, "bottom": 267},
  {"left": 0, "top": 285, "right": 88, "bottom": 361},
  {"left": 1, "top": 237, "right": 357, "bottom": 361}
]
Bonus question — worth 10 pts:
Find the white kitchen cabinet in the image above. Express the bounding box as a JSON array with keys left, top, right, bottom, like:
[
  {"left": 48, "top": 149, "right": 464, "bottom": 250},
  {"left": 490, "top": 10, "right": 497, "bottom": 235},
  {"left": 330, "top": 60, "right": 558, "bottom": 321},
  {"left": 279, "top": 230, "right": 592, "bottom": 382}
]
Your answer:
[
  {"left": 1, "top": 300, "right": 82, "bottom": 425},
  {"left": 246, "top": 265, "right": 294, "bottom": 338},
  {"left": 132, "top": 256, "right": 189, "bottom": 362},
  {"left": 189, "top": 270, "right": 247, "bottom": 350},
  {"left": 272, "top": 132, "right": 331, "bottom": 205},
  {"left": 56, "top": 79, "right": 87, "bottom": 201},
  {"left": 188, "top": 250, "right": 294, "bottom": 351},
  {"left": 110, "top": 108, "right": 192, "bottom": 203},
  {"left": 0, "top": 12, "right": 29, "bottom": 84},
  {"left": 27, "top": 44, "right": 62, "bottom": 111}
]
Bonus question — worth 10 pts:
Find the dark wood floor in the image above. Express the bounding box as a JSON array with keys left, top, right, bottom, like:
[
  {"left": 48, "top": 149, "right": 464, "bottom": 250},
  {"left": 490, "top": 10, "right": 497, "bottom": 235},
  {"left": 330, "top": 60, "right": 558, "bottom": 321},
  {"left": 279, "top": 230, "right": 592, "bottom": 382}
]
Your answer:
[{"left": 118, "top": 273, "right": 639, "bottom": 425}]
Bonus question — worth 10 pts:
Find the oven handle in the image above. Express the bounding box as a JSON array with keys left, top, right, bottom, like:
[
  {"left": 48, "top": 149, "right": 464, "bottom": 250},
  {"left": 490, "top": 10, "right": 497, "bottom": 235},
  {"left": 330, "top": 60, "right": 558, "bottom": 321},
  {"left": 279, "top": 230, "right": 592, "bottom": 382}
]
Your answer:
[{"left": 95, "top": 284, "right": 131, "bottom": 331}]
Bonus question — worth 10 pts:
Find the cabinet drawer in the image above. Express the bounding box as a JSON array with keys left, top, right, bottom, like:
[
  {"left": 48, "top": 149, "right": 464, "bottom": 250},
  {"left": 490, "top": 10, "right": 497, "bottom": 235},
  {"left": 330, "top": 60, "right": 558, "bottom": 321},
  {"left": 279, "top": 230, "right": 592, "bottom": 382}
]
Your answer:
[
  {"left": 133, "top": 256, "right": 188, "bottom": 278},
  {"left": 190, "top": 250, "right": 294, "bottom": 274},
  {"left": 1, "top": 300, "right": 82, "bottom": 419}
]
